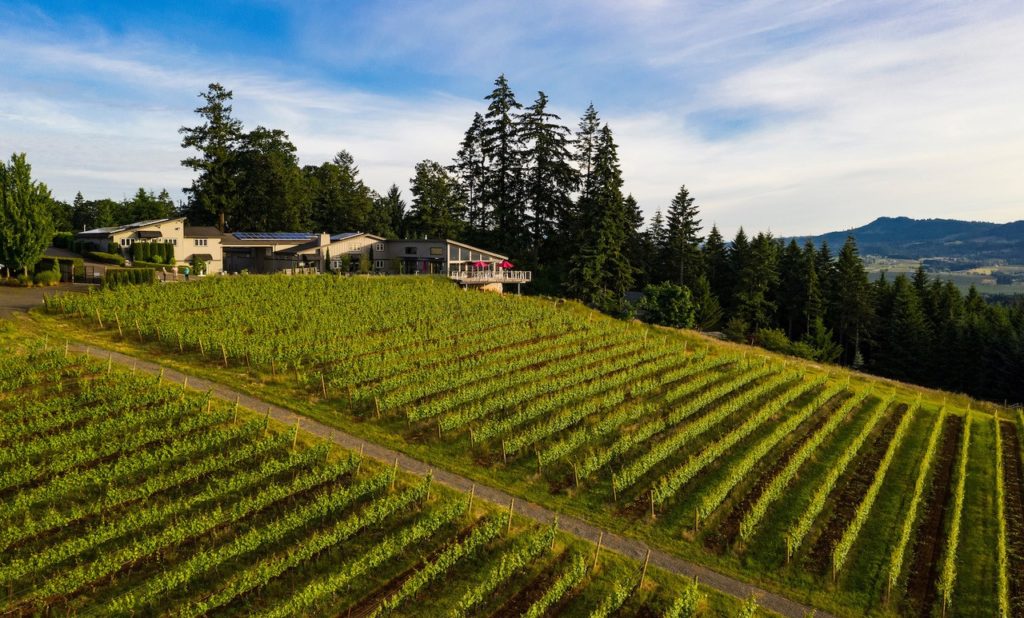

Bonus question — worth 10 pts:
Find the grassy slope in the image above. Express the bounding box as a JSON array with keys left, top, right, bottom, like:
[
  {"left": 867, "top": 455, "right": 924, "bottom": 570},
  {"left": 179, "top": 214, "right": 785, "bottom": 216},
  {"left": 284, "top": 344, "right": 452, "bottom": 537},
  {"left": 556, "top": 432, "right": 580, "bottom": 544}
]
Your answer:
[
  {"left": 0, "top": 328, "right": 766, "bottom": 617},
  {"left": 17, "top": 279, "right": 1013, "bottom": 617}
]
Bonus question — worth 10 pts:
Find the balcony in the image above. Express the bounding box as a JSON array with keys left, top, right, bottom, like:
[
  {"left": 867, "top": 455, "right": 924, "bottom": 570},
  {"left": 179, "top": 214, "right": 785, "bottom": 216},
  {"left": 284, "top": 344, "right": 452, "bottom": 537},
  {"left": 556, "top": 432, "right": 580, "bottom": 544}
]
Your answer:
[{"left": 447, "top": 269, "right": 532, "bottom": 284}]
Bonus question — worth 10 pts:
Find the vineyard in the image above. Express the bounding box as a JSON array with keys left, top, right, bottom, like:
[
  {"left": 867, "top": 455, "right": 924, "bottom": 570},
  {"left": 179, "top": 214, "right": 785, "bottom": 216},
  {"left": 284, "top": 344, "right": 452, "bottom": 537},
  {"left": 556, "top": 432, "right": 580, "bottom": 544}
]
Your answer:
[
  {"left": 44, "top": 274, "right": 1024, "bottom": 617},
  {"left": 0, "top": 336, "right": 761, "bottom": 617}
]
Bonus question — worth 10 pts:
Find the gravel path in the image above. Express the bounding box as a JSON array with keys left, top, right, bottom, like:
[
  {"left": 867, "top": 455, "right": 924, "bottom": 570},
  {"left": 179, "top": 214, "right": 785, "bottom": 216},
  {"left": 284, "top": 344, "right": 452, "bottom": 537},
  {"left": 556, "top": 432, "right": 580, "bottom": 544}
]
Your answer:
[{"left": 71, "top": 342, "right": 834, "bottom": 618}]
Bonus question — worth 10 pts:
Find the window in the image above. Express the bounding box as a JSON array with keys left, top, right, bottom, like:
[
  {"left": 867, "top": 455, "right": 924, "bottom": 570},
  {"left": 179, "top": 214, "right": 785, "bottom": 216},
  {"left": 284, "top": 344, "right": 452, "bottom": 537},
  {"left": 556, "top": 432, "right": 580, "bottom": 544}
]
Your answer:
[
  {"left": 120, "top": 238, "right": 133, "bottom": 247},
  {"left": 194, "top": 239, "right": 208, "bottom": 247},
  {"left": 430, "top": 247, "right": 443, "bottom": 256},
  {"left": 404, "top": 246, "right": 417, "bottom": 255},
  {"left": 374, "top": 260, "right": 385, "bottom": 270},
  {"left": 374, "top": 242, "right": 385, "bottom": 252}
]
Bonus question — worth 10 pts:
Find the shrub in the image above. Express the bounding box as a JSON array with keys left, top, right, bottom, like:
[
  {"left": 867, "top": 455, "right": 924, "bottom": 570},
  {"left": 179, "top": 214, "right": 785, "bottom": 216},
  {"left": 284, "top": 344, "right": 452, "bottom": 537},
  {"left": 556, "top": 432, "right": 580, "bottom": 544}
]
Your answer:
[
  {"left": 86, "top": 251, "right": 126, "bottom": 266},
  {"left": 33, "top": 270, "right": 60, "bottom": 286},
  {"left": 107, "top": 242, "right": 120, "bottom": 255},
  {"left": 16, "top": 273, "right": 33, "bottom": 287},
  {"left": 103, "top": 267, "right": 155, "bottom": 289},
  {"left": 637, "top": 282, "right": 695, "bottom": 329},
  {"left": 191, "top": 254, "right": 207, "bottom": 275},
  {"left": 755, "top": 328, "right": 817, "bottom": 360}
]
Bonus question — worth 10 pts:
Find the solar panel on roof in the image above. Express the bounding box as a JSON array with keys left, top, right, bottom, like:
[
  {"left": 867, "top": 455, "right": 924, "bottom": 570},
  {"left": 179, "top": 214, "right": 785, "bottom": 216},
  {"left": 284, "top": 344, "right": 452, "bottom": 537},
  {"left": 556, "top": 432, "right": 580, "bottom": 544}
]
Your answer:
[{"left": 233, "top": 232, "right": 314, "bottom": 240}]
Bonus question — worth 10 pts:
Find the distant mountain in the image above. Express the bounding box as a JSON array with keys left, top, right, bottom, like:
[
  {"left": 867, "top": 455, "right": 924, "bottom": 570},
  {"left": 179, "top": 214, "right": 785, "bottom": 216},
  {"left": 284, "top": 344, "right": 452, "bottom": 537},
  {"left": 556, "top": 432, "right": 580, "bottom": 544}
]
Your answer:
[{"left": 790, "top": 216, "right": 1024, "bottom": 262}]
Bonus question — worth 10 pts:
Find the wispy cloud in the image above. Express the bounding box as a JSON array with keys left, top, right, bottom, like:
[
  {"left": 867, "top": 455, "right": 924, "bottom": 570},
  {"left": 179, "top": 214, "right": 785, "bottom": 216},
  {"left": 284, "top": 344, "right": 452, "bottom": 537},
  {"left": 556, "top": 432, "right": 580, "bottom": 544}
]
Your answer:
[{"left": 0, "top": 0, "right": 1021, "bottom": 237}]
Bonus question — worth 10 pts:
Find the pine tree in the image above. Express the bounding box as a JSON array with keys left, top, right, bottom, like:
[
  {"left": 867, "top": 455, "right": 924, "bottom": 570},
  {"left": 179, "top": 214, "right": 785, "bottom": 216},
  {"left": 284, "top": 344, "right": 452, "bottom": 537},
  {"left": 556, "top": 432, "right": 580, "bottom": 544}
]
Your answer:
[
  {"left": 644, "top": 209, "right": 668, "bottom": 283},
  {"left": 408, "top": 160, "right": 466, "bottom": 239},
  {"left": 480, "top": 74, "right": 526, "bottom": 254},
  {"left": 373, "top": 184, "right": 407, "bottom": 239},
  {"left": 232, "top": 126, "right": 309, "bottom": 231},
  {"left": 663, "top": 184, "right": 704, "bottom": 289},
  {"left": 691, "top": 274, "right": 723, "bottom": 330},
  {"left": 179, "top": 83, "right": 244, "bottom": 230},
  {"left": 873, "top": 275, "right": 931, "bottom": 382},
  {"left": 574, "top": 104, "right": 601, "bottom": 205},
  {"left": 567, "top": 124, "right": 634, "bottom": 313},
  {"left": 831, "top": 236, "right": 873, "bottom": 365},
  {"left": 518, "top": 91, "right": 578, "bottom": 260},
  {"left": 801, "top": 241, "right": 825, "bottom": 336},
  {"left": 777, "top": 239, "right": 805, "bottom": 337},
  {"left": 623, "top": 194, "right": 646, "bottom": 285},
  {"left": 0, "top": 153, "right": 54, "bottom": 276},
  {"left": 305, "top": 150, "right": 375, "bottom": 233},
  {"left": 703, "top": 225, "right": 731, "bottom": 305},
  {"left": 70, "top": 191, "right": 94, "bottom": 231},
  {"left": 733, "top": 232, "right": 779, "bottom": 329},
  {"left": 451, "top": 113, "right": 488, "bottom": 239}
]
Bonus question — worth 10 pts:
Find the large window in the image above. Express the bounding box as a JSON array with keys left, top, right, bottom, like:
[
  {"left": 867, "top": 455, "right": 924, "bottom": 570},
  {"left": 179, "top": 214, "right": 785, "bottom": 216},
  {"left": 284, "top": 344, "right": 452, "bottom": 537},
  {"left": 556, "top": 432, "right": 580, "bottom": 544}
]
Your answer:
[{"left": 430, "top": 247, "right": 443, "bottom": 256}]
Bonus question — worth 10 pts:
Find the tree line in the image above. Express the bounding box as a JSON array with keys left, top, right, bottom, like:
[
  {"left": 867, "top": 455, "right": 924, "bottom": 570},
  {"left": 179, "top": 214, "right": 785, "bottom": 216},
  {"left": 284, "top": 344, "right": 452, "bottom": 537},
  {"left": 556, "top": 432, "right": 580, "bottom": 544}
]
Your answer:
[{"left": 2, "top": 77, "right": 1021, "bottom": 404}]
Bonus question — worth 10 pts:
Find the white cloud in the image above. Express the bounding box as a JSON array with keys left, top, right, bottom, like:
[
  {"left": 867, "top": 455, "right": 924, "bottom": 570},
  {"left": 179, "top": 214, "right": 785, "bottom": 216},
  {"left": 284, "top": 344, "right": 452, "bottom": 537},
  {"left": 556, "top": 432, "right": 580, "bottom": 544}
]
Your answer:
[{"left": 0, "top": 1, "right": 1021, "bottom": 239}]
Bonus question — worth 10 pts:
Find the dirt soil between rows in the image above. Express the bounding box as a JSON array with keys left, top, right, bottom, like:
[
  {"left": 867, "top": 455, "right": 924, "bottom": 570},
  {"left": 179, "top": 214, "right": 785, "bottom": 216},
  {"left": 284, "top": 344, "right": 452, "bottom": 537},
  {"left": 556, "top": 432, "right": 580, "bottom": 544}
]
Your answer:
[
  {"left": 1000, "top": 421, "right": 1024, "bottom": 617},
  {"left": 905, "top": 414, "right": 962, "bottom": 615},
  {"left": 805, "top": 403, "right": 908, "bottom": 575}
]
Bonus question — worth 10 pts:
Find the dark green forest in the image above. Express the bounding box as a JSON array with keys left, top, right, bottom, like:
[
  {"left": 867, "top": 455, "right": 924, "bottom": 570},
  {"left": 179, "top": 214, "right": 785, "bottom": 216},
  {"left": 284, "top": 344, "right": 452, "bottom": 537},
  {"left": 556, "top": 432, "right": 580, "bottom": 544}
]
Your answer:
[{"left": 40, "top": 79, "right": 1024, "bottom": 405}]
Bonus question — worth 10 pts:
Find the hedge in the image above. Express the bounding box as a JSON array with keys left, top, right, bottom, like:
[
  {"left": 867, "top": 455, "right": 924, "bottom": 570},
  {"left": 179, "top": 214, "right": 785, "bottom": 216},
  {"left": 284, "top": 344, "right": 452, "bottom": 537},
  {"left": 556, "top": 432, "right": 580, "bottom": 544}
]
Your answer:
[
  {"left": 86, "top": 251, "right": 126, "bottom": 266},
  {"left": 35, "top": 257, "right": 85, "bottom": 279},
  {"left": 52, "top": 232, "right": 74, "bottom": 249},
  {"left": 132, "top": 242, "right": 175, "bottom": 264},
  {"left": 103, "top": 268, "right": 155, "bottom": 289}
]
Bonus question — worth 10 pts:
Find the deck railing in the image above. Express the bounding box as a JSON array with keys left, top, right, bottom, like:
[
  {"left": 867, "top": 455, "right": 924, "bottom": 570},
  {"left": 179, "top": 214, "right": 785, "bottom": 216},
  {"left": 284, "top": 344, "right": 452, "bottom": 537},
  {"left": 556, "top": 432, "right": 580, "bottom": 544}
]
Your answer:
[{"left": 447, "top": 269, "right": 532, "bottom": 283}]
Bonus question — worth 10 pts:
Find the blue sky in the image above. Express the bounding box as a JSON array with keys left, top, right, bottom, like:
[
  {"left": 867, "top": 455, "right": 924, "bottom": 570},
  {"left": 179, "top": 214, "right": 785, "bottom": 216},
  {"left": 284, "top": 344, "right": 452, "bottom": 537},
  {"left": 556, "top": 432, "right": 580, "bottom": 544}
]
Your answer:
[{"left": 1, "top": 0, "right": 1022, "bottom": 237}]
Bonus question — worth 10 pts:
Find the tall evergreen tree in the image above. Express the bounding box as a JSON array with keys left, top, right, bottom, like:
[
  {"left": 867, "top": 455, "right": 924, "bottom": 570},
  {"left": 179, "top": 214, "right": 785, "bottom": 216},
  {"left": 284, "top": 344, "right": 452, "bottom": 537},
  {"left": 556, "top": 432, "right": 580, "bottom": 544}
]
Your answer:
[
  {"left": 451, "top": 112, "right": 488, "bottom": 239},
  {"left": 663, "top": 184, "right": 704, "bottom": 289},
  {"left": 800, "top": 241, "right": 825, "bottom": 335},
  {"left": 777, "top": 239, "right": 805, "bottom": 337},
  {"left": 872, "top": 275, "right": 931, "bottom": 382},
  {"left": 480, "top": 74, "right": 526, "bottom": 253},
  {"left": 0, "top": 153, "right": 54, "bottom": 276},
  {"left": 830, "top": 236, "right": 873, "bottom": 366},
  {"left": 644, "top": 209, "right": 668, "bottom": 283},
  {"left": 574, "top": 104, "right": 601, "bottom": 206},
  {"left": 567, "top": 125, "right": 634, "bottom": 312},
  {"left": 518, "top": 91, "right": 578, "bottom": 261},
  {"left": 373, "top": 184, "right": 407, "bottom": 239},
  {"left": 623, "top": 194, "right": 647, "bottom": 286},
  {"left": 733, "top": 232, "right": 779, "bottom": 329},
  {"left": 408, "top": 160, "right": 466, "bottom": 239},
  {"left": 179, "top": 83, "right": 244, "bottom": 230},
  {"left": 702, "top": 224, "right": 731, "bottom": 304},
  {"left": 232, "top": 126, "right": 310, "bottom": 231},
  {"left": 305, "top": 150, "right": 375, "bottom": 233}
]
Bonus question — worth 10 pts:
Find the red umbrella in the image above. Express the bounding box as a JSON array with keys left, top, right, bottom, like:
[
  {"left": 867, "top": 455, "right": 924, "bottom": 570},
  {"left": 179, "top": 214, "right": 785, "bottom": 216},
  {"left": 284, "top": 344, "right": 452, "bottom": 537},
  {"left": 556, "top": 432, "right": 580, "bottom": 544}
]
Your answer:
[
  {"left": 500, "top": 260, "right": 514, "bottom": 269},
  {"left": 472, "top": 260, "right": 488, "bottom": 268}
]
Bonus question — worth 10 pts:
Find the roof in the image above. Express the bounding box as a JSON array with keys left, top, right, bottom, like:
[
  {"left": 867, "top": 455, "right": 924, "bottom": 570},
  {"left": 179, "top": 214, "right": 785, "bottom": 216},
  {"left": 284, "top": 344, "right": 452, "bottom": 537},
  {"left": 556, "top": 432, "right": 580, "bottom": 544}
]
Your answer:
[
  {"left": 276, "top": 239, "right": 322, "bottom": 255},
  {"left": 445, "top": 239, "right": 508, "bottom": 260},
  {"left": 184, "top": 226, "right": 223, "bottom": 238},
  {"left": 329, "top": 232, "right": 385, "bottom": 242},
  {"left": 77, "top": 217, "right": 184, "bottom": 238},
  {"left": 136, "top": 230, "right": 162, "bottom": 238}
]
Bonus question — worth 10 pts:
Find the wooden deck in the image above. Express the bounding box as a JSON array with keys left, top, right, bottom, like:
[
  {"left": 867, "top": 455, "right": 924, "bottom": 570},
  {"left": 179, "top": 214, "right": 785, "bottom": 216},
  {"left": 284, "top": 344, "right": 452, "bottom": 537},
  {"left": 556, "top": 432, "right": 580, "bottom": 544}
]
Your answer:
[{"left": 447, "top": 269, "right": 532, "bottom": 284}]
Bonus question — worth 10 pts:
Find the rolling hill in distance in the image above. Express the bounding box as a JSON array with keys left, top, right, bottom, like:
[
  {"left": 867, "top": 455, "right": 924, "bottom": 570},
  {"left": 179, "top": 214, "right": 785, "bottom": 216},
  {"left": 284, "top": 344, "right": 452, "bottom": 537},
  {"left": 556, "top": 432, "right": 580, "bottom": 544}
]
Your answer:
[{"left": 791, "top": 216, "right": 1024, "bottom": 261}]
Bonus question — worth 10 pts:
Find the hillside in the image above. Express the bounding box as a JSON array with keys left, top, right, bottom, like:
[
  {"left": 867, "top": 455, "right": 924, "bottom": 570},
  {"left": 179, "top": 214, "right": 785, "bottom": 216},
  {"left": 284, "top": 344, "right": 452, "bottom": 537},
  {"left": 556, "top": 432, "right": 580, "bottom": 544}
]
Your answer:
[
  {"left": 792, "top": 216, "right": 1024, "bottom": 261},
  {"left": 0, "top": 328, "right": 763, "bottom": 617},
  {"left": 36, "top": 275, "right": 1023, "bottom": 617}
]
